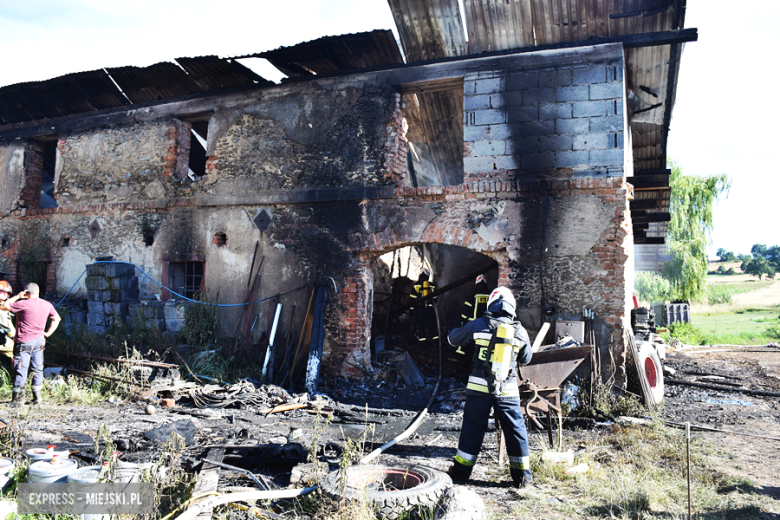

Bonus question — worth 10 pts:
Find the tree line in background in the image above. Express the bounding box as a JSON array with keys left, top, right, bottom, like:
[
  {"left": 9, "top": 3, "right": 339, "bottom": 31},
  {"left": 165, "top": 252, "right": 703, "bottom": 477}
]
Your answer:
[
  {"left": 716, "top": 244, "right": 779, "bottom": 280},
  {"left": 634, "top": 160, "right": 731, "bottom": 303}
]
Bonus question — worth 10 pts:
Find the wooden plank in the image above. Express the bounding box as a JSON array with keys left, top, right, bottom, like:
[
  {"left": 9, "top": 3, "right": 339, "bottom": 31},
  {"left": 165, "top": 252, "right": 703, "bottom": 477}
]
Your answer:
[
  {"left": 189, "top": 448, "right": 225, "bottom": 520},
  {"left": 632, "top": 211, "right": 670, "bottom": 223},
  {"left": 635, "top": 168, "right": 671, "bottom": 176},
  {"left": 633, "top": 222, "right": 649, "bottom": 230},
  {"left": 629, "top": 199, "right": 658, "bottom": 210},
  {"left": 635, "top": 237, "right": 665, "bottom": 245},
  {"left": 627, "top": 174, "right": 669, "bottom": 190}
]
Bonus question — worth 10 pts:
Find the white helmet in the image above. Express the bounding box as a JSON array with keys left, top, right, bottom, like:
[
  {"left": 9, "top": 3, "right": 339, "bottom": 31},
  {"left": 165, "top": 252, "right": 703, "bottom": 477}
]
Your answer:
[{"left": 487, "top": 287, "right": 516, "bottom": 314}]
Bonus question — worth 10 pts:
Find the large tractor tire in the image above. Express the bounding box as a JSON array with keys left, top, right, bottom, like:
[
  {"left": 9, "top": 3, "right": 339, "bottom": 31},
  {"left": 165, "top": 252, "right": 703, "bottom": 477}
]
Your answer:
[
  {"left": 628, "top": 342, "right": 664, "bottom": 404},
  {"left": 320, "top": 463, "right": 451, "bottom": 520}
]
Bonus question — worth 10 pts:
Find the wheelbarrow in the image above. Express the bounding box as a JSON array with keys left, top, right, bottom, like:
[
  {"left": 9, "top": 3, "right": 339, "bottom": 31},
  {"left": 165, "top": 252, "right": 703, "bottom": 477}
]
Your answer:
[{"left": 517, "top": 345, "right": 594, "bottom": 449}]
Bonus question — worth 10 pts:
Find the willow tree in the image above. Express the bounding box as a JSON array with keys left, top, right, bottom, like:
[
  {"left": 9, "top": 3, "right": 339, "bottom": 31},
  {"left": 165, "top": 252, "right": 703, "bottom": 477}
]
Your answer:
[{"left": 662, "top": 161, "right": 730, "bottom": 301}]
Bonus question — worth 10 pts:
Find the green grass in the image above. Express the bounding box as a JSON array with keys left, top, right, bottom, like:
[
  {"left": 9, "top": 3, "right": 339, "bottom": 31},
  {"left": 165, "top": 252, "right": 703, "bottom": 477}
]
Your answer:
[{"left": 688, "top": 306, "right": 780, "bottom": 345}]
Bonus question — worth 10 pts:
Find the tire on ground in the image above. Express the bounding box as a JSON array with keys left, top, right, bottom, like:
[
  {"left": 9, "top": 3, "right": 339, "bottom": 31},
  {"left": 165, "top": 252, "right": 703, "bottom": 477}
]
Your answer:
[
  {"left": 320, "top": 463, "right": 452, "bottom": 519},
  {"left": 628, "top": 342, "right": 665, "bottom": 404}
]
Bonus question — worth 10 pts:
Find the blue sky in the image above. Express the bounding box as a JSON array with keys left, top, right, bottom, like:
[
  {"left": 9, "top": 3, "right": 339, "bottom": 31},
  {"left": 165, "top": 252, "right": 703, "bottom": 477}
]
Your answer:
[{"left": 1, "top": 1, "right": 776, "bottom": 256}]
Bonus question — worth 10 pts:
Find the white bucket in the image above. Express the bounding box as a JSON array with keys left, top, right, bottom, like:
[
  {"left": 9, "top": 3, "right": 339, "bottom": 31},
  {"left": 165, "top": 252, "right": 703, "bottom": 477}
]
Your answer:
[
  {"left": 0, "top": 458, "right": 15, "bottom": 492},
  {"left": 68, "top": 466, "right": 110, "bottom": 520},
  {"left": 26, "top": 447, "right": 70, "bottom": 462},
  {"left": 114, "top": 461, "right": 140, "bottom": 483},
  {"left": 542, "top": 450, "right": 574, "bottom": 465},
  {"left": 28, "top": 458, "right": 79, "bottom": 483}
]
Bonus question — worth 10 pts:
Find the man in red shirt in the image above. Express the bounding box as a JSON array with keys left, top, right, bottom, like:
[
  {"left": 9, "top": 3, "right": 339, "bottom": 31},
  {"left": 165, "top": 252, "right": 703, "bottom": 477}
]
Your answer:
[{"left": 0, "top": 283, "right": 61, "bottom": 406}]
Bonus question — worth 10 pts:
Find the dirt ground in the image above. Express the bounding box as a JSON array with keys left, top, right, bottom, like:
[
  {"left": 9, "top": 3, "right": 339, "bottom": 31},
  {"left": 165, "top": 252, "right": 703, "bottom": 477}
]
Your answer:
[
  {"left": 5, "top": 343, "right": 780, "bottom": 517},
  {"left": 732, "top": 281, "right": 780, "bottom": 306},
  {"left": 662, "top": 345, "right": 780, "bottom": 499}
]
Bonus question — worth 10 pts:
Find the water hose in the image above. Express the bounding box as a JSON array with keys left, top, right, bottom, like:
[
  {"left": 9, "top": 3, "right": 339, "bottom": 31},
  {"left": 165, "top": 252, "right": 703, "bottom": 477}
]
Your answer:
[
  {"left": 172, "top": 487, "right": 317, "bottom": 520},
  {"left": 359, "top": 302, "right": 443, "bottom": 465}
]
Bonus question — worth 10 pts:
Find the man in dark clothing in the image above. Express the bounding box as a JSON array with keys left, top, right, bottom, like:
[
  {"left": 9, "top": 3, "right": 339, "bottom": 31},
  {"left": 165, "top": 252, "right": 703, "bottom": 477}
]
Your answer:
[
  {"left": 0, "top": 283, "right": 61, "bottom": 406},
  {"left": 447, "top": 287, "right": 533, "bottom": 488},
  {"left": 410, "top": 268, "right": 438, "bottom": 342}
]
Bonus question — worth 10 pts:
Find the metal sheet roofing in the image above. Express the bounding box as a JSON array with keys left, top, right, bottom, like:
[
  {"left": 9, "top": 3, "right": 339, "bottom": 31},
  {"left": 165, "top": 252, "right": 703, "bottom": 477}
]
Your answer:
[
  {"left": 176, "top": 56, "right": 273, "bottom": 90},
  {"left": 248, "top": 30, "right": 404, "bottom": 78}
]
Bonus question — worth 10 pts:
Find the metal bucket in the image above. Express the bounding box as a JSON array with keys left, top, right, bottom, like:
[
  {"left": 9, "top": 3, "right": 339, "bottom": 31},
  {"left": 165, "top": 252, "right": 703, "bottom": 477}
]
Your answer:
[{"left": 28, "top": 458, "right": 78, "bottom": 483}]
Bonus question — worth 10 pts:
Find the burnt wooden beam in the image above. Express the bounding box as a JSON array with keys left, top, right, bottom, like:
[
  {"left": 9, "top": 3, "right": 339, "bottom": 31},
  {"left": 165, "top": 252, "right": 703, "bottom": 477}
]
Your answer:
[
  {"left": 633, "top": 223, "right": 649, "bottom": 230},
  {"left": 627, "top": 174, "right": 670, "bottom": 190},
  {"left": 630, "top": 199, "right": 658, "bottom": 211},
  {"left": 634, "top": 229, "right": 646, "bottom": 239},
  {"left": 635, "top": 168, "right": 671, "bottom": 176},
  {"left": 635, "top": 237, "right": 666, "bottom": 245},
  {"left": 632, "top": 212, "right": 671, "bottom": 223}
]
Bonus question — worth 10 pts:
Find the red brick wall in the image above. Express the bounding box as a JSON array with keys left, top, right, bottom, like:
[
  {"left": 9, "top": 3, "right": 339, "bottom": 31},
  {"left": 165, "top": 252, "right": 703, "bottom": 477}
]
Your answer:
[
  {"left": 163, "top": 119, "right": 191, "bottom": 180},
  {"left": 20, "top": 141, "right": 45, "bottom": 210}
]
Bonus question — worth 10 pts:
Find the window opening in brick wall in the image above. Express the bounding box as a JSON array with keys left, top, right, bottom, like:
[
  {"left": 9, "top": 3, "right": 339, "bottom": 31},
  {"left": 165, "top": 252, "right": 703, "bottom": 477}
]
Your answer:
[
  {"left": 40, "top": 141, "right": 58, "bottom": 209},
  {"left": 169, "top": 261, "right": 204, "bottom": 299},
  {"left": 213, "top": 232, "right": 227, "bottom": 247},
  {"left": 399, "top": 78, "right": 464, "bottom": 187},
  {"left": 188, "top": 120, "right": 209, "bottom": 180},
  {"left": 143, "top": 232, "right": 155, "bottom": 247},
  {"left": 61, "top": 237, "right": 70, "bottom": 248}
]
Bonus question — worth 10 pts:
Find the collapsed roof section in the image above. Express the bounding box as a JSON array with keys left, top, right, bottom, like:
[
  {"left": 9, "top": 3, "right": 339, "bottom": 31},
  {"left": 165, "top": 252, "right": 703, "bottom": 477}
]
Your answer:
[{"left": 0, "top": 56, "right": 272, "bottom": 125}]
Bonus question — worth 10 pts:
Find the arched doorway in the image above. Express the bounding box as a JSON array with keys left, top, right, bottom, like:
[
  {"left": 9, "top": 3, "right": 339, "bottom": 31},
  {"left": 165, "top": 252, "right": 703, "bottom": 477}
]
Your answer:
[{"left": 370, "top": 243, "right": 498, "bottom": 378}]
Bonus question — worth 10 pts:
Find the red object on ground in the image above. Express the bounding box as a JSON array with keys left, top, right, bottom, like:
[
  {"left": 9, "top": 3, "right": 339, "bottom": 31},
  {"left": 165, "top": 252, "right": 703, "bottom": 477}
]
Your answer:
[
  {"left": 632, "top": 294, "right": 640, "bottom": 308},
  {"left": 160, "top": 398, "right": 175, "bottom": 408}
]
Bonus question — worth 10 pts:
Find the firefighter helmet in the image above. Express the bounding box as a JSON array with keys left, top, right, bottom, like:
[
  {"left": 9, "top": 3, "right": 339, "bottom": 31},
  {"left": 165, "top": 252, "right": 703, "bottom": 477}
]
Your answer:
[
  {"left": 487, "top": 286, "right": 516, "bottom": 314},
  {"left": 475, "top": 274, "right": 487, "bottom": 285},
  {"left": 0, "top": 281, "right": 11, "bottom": 294}
]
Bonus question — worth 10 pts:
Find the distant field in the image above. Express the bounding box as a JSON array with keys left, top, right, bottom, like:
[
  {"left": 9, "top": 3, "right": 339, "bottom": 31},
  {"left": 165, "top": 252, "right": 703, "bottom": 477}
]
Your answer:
[{"left": 691, "top": 307, "right": 780, "bottom": 345}]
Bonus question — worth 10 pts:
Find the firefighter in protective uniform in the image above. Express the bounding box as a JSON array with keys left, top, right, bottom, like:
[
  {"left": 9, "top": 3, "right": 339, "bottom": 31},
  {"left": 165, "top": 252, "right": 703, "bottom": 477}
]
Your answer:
[
  {"left": 447, "top": 287, "right": 533, "bottom": 488},
  {"left": 0, "top": 281, "right": 15, "bottom": 362},
  {"left": 410, "top": 268, "right": 438, "bottom": 342}
]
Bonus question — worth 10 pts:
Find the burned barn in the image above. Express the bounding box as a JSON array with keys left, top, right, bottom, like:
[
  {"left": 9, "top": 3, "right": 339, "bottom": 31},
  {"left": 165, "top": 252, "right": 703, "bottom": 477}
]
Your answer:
[{"left": 0, "top": 1, "right": 692, "bottom": 387}]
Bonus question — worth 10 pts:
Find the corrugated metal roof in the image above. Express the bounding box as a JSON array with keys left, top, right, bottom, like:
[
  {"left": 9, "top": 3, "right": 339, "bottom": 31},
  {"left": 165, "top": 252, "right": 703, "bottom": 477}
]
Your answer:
[
  {"left": 389, "top": 0, "right": 466, "bottom": 61},
  {"left": 106, "top": 62, "right": 203, "bottom": 104},
  {"left": 176, "top": 56, "right": 273, "bottom": 90},
  {"left": 249, "top": 30, "right": 404, "bottom": 78},
  {"left": 0, "top": 69, "right": 129, "bottom": 125}
]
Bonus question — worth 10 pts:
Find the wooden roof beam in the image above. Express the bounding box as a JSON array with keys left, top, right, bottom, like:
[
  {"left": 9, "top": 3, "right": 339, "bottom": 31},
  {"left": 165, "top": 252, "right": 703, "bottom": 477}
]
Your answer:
[{"left": 627, "top": 174, "right": 670, "bottom": 190}]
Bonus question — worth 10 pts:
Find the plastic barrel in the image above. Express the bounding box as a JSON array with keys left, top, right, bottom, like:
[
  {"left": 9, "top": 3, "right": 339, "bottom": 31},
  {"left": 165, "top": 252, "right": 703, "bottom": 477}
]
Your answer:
[
  {"left": 0, "top": 458, "right": 15, "bottom": 492},
  {"left": 26, "top": 448, "right": 70, "bottom": 462},
  {"left": 68, "top": 466, "right": 110, "bottom": 520}
]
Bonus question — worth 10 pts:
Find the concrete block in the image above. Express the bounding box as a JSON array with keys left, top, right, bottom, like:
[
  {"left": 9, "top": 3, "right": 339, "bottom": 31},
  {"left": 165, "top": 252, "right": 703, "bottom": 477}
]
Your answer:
[
  {"left": 522, "top": 88, "right": 555, "bottom": 105},
  {"left": 573, "top": 100, "right": 606, "bottom": 118},
  {"left": 86, "top": 263, "right": 135, "bottom": 278},
  {"left": 464, "top": 94, "right": 491, "bottom": 111},
  {"left": 506, "top": 137, "right": 539, "bottom": 155},
  {"left": 494, "top": 155, "right": 521, "bottom": 170},
  {"left": 474, "top": 109, "right": 505, "bottom": 126},
  {"left": 85, "top": 276, "right": 108, "bottom": 291},
  {"left": 106, "top": 276, "right": 138, "bottom": 291},
  {"left": 87, "top": 301, "right": 104, "bottom": 314},
  {"left": 556, "top": 85, "right": 589, "bottom": 102},
  {"left": 539, "top": 103, "right": 572, "bottom": 120},
  {"left": 163, "top": 302, "right": 188, "bottom": 320},
  {"left": 67, "top": 311, "right": 87, "bottom": 325},
  {"left": 555, "top": 150, "right": 590, "bottom": 168},
  {"left": 129, "top": 302, "right": 164, "bottom": 319},
  {"left": 507, "top": 72, "right": 538, "bottom": 91},
  {"left": 507, "top": 105, "right": 538, "bottom": 123},
  {"left": 590, "top": 82, "right": 624, "bottom": 100},
  {"left": 522, "top": 153, "right": 555, "bottom": 170},
  {"left": 556, "top": 118, "right": 589, "bottom": 135},
  {"left": 589, "top": 115, "right": 623, "bottom": 132},
  {"left": 521, "top": 120, "right": 555, "bottom": 137},
  {"left": 464, "top": 79, "right": 477, "bottom": 95},
  {"left": 103, "top": 302, "right": 128, "bottom": 316},
  {"left": 609, "top": 131, "right": 624, "bottom": 149},
  {"left": 607, "top": 99, "right": 624, "bottom": 116},
  {"left": 87, "top": 313, "right": 110, "bottom": 326},
  {"left": 608, "top": 168, "right": 625, "bottom": 177},
  {"left": 473, "top": 140, "right": 506, "bottom": 157},
  {"left": 475, "top": 77, "right": 504, "bottom": 94},
  {"left": 538, "top": 69, "right": 571, "bottom": 87},
  {"left": 574, "top": 133, "right": 608, "bottom": 150},
  {"left": 572, "top": 169, "right": 607, "bottom": 178},
  {"left": 488, "top": 94, "right": 506, "bottom": 108},
  {"left": 501, "top": 90, "right": 523, "bottom": 106},
  {"left": 464, "top": 156, "right": 497, "bottom": 174},
  {"left": 590, "top": 149, "right": 624, "bottom": 166},
  {"left": 539, "top": 135, "right": 572, "bottom": 152},
  {"left": 165, "top": 318, "right": 185, "bottom": 333},
  {"left": 465, "top": 123, "right": 518, "bottom": 142},
  {"left": 572, "top": 67, "right": 606, "bottom": 85},
  {"left": 93, "top": 288, "right": 140, "bottom": 303}
]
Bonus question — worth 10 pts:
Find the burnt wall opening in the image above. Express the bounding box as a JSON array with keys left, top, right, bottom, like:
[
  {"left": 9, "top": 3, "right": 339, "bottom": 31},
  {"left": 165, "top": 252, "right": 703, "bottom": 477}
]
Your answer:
[{"left": 371, "top": 244, "right": 497, "bottom": 379}]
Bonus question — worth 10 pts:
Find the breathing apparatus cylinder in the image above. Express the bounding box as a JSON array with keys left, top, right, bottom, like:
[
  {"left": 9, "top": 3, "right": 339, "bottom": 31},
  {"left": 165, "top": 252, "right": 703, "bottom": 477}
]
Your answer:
[{"left": 490, "top": 323, "right": 515, "bottom": 395}]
